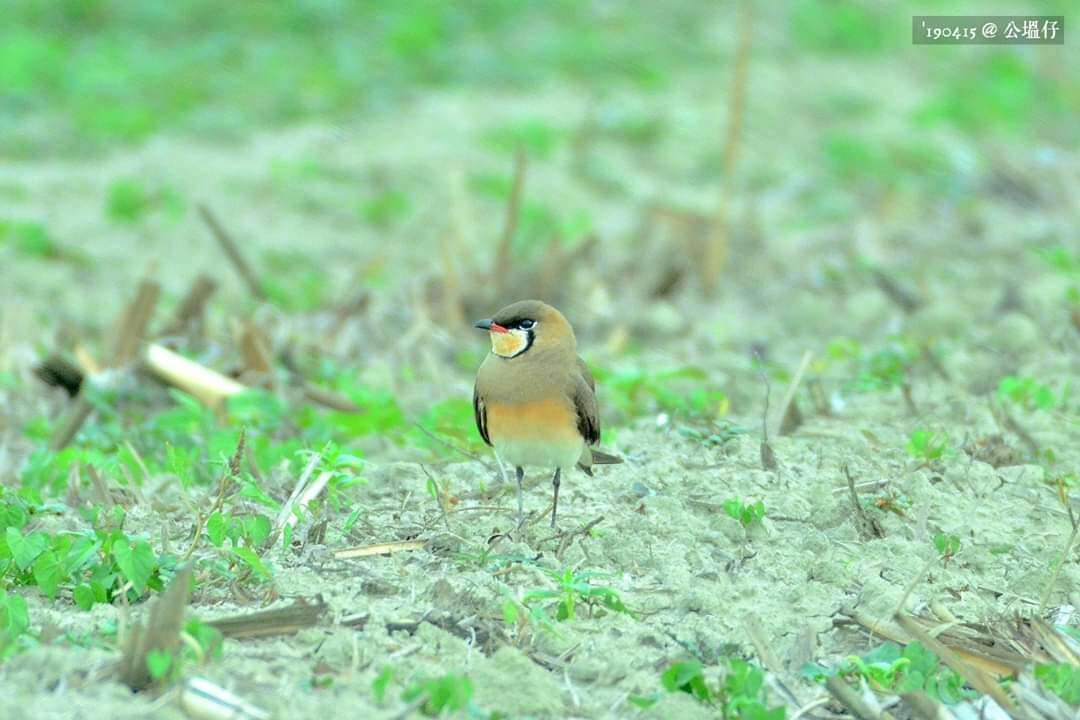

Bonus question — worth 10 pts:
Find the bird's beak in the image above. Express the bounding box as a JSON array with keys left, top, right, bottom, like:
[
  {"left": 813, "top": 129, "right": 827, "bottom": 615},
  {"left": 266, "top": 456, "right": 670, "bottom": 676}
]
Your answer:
[{"left": 473, "top": 319, "right": 508, "bottom": 333}]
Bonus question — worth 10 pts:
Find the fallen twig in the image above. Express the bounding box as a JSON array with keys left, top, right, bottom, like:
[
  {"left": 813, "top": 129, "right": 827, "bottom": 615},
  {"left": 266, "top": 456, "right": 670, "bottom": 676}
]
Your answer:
[
  {"left": 334, "top": 540, "right": 426, "bottom": 559},
  {"left": 872, "top": 269, "right": 923, "bottom": 314},
  {"left": 207, "top": 597, "right": 327, "bottom": 639}
]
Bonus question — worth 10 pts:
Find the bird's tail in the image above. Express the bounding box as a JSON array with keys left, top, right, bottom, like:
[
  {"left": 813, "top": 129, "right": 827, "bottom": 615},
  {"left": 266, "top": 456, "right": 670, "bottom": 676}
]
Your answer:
[
  {"left": 590, "top": 449, "right": 623, "bottom": 465},
  {"left": 578, "top": 448, "right": 623, "bottom": 475}
]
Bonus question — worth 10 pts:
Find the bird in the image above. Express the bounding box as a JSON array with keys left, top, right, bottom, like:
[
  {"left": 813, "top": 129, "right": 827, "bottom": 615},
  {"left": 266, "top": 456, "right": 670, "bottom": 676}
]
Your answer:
[{"left": 472, "top": 299, "right": 621, "bottom": 528}]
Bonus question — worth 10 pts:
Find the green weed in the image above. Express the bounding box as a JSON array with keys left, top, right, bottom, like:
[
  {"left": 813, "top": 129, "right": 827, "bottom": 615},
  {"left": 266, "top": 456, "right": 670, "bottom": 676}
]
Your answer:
[
  {"left": 402, "top": 673, "right": 475, "bottom": 717},
  {"left": 908, "top": 428, "right": 949, "bottom": 466},
  {"left": 803, "top": 641, "right": 973, "bottom": 704},
  {"left": 0, "top": 587, "right": 31, "bottom": 661},
  {"left": 359, "top": 189, "right": 412, "bottom": 229},
  {"left": 723, "top": 499, "right": 765, "bottom": 528},
  {"left": 593, "top": 365, "right": 728, "bottom": 422},
  {"left": 933, "top": 533, "right": 961, "bottom": 563},
  {"left": 105, "top": 178, "right": 184, "bottom": 223},
  {"left": 917, "top": 53, "right": 1069, "bottom": 136},
  {"left": 374, "top": 667, "right": 501, "bottom": 718},
  {"left": 0, "top": 218, "right": 87, "bottom": 264},
  {"left": 633, "top": 658, "right": 785, "bottom": 719},
  {"left": 1, "top": 494, "right": 172, "bottom": 607},
  {"left": 790, "top": 0, "right": 894, "bottom": 55},
  {"left": 482, "top": 119, "right": 563, "bottom": 159},
  {"left": 997, "top": 376, "right": 1058, "bottom": 412},
  {"left": 260, "top": 250, "right": 332, "bottom": 312},
  {"left": 511, "top": 568, "right": 632, "bottom": 626},
  {"left": 1035, "top": 663, "right": 1080, "bottom": 705},
  {"left": 1, "top": 2, "right": 707, "bottom": 156}
]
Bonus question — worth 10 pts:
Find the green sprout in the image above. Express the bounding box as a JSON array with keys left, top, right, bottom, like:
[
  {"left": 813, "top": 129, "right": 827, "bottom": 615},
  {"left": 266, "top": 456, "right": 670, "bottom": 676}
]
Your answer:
[
  {"left": 933, "top": 533, "right": 961, "bottom": 563},
  {"left": 908, "top": 428, "right": 949, "bottom": 466},
  {"left": 516, "top": 568, "right": 633, "bottom": 624},
  {"left": 997, "top": 376, "right": 1057, "bottom": 412},
  {"left": 723, "top": 499, "right": 766, "bottom": 528}
]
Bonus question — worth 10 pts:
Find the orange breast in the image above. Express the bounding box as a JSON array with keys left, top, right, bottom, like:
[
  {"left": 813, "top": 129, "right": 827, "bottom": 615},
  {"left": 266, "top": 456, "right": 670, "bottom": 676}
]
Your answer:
[{"left": 486, "top": 397, "right": 580, "bottom": 443}]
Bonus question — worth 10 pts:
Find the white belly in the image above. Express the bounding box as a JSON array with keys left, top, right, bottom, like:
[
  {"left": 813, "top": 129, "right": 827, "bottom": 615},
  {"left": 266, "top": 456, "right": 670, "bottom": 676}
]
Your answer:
[{"left": 494, "top": 436, "right": 584, "bottom": 470}]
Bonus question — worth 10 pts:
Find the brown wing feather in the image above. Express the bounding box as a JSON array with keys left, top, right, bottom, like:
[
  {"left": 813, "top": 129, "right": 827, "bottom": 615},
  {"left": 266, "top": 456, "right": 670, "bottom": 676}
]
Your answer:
[
  {"left": 570, "top": 360, "right": 600, "bottom": 446},
  {"left": 576, "top": 356, "right": 596, "bottom": 392},
  {"left": 473, "top": 382, "right": 491, "bottom": 446}
]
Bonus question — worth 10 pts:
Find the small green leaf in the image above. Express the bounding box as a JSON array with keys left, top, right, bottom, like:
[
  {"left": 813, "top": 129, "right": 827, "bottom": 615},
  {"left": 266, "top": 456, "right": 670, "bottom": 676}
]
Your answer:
[
  {"left": 230, "top": 546, "right": 270, "bottom": 579},
  {"left": 662, "top": 661, "right": 710, "bottom": 702},
  {"left": 32, "top": 550, "right": 63, "bottom": 598},
  {"left": 73, "top": 584, "right": 95, "bottom": 611},
  {"left": 206, "top": 513, "right": 226, "bottom": 547},
  {"left": 343, "top": 508, "right": 362, "bottom": 533},
  {"left": 239, "top": 481, "right": 280, "bottom": 510},
  {"left": 372, "top": 665, "right": 394, "bottom": 703},
  {"left": 628, "top": 694, "right": 661, "bottom": 709},
  {"left": 146, "top": 648, "right": 173, "bottom": 680},
  {"left": 112, "top": 537, "right": 156, "bottom": 592},
  {"left": 243, "top": 515, "right": 271, "bottom": 546},
  {"left": 0, "top": 590, "right": 29, "bottom": 636},
  {"left": 502, "top": 600, "right": 519, "bottom": 627},
  {"left": 6, "top": 528, "right": 46, "bottom": 571}
]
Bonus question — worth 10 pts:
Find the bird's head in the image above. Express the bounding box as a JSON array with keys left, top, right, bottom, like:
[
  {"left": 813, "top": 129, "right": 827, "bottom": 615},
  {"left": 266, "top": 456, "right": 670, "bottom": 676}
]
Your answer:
[{"left": 473, "top": 300, "right": 575, "bottom": 359}]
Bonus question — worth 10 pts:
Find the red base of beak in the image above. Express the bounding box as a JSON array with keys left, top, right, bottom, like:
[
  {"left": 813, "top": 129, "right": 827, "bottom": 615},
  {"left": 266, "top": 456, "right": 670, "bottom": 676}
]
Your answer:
[{"left": 489, "top": 322, "right": 509, "bottom": 334}]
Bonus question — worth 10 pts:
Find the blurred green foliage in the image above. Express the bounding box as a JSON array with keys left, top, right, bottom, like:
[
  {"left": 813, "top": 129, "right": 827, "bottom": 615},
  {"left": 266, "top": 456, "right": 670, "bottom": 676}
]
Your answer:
[{"left": 0, "top": 0, "right": 711, "bottom": 157}]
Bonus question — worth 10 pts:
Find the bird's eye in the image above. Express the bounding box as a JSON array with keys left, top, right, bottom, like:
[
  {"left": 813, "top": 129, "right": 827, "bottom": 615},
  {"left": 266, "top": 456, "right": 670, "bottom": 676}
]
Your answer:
[{"left": 519, "top": 319, "right": 536, "bottom": 330}]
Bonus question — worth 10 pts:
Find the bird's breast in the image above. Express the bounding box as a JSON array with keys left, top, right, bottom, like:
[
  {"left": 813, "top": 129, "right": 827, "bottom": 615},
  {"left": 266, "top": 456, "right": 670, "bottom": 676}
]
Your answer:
[{"left": 487, "top": 397, "right": 583, "bottom": 468}]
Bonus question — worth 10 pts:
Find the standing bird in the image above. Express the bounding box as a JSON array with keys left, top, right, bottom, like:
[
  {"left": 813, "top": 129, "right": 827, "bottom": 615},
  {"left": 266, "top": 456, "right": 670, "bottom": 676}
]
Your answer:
[{"left": 473, "top": 300, "right": 621, "bottom": 528}]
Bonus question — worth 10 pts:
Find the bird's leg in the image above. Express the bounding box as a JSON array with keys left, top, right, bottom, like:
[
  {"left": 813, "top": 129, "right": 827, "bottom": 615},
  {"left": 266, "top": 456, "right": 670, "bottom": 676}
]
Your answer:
[
  {"left": 494, "top": 452, "right": 510, "bottom": 486},
  {"left": 550, "top": 467, "right": 561, "bottom": 528},
  {"left": 515, "top": 466, "right": 525, "bottom": 529}
]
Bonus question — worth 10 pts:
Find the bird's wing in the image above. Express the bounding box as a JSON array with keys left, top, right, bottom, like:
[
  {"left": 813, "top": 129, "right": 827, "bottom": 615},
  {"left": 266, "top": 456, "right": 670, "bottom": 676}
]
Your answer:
[
  {"left": 569, "top": 361, "right": 600, "bottom": 446},
  {"left": 576, "top": 356, "right": 596, "bottom": 392},
  {"left": 473, "top": 381, "right": 491, "bottom": 446}
]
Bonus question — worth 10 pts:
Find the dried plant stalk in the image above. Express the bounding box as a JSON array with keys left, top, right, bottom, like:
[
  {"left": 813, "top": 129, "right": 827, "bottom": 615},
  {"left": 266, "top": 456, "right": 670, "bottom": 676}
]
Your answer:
[
  {"left": 160, "top": 273, "right": 218, "bottom": 336},
  {"left": 111, "top": 277, "right": 161, "bottom": 365},
  {"left": 702, "top": 0, "right": 752, "bottom": 295},
  {"left": 119, "top": 565, "right": 192, "bottom": 691},
  {"left": 197, "top": 204, "right": 266, "bottom": 301},
  {"left": 494, "top": 150, "right": 527, "bottom": 300}
]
